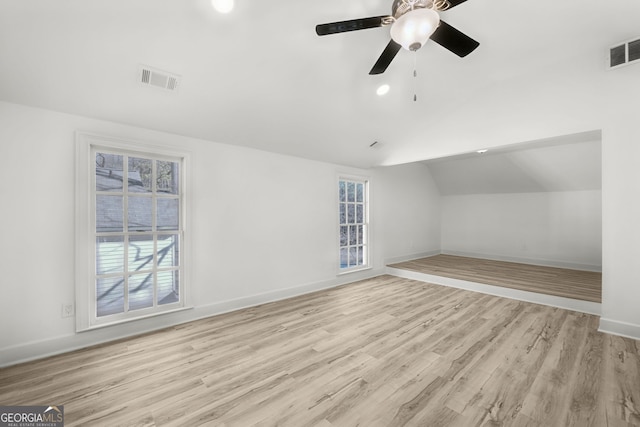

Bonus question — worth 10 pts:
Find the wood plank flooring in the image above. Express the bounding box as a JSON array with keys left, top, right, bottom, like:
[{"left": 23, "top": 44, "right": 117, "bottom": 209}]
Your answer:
[
  {"left": 390, "top": 254, "right": 602, "bottom": 303},
  {"left": 1, "top": 275, "right": 637, "bottom": 426}
]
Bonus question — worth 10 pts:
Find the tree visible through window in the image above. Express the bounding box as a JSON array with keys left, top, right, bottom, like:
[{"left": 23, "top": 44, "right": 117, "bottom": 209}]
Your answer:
[
  {"left": 94, "top": 151, "right": 182, "bottom": 318},
  {"left": 339, "top": 178, "right": 368, "bottom": 270}
]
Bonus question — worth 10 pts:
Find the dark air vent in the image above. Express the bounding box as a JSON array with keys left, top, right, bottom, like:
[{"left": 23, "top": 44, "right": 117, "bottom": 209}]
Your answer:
[
  {"left": 609, "top": 37, "right": 640, "bottom": 69},
  {"left": 167, "top": 76, "right": 179, "bottom": 91},
  {"left": 610, "top": 44, "right": 626, "bottom": 68},
  {"left": 141, "top": 68, "right": 151, "bottom": 84},
  {"left": 138, "top": 65, "right": 181, "bottom": 92},
  {"left": 629, "top": 39, "right": 640, "bottom": 62}
]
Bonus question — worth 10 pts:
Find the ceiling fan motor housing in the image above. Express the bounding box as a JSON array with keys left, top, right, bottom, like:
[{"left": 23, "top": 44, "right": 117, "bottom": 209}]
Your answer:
[{"left": 392, "top": 0, "right": 449, "bottom": 18}]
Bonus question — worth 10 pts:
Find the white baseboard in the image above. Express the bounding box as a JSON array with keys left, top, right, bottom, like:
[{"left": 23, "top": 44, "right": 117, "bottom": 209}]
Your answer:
[
  {"left": 385, "top": 250, "right": 441, "bottom": 266},
  {"left": 441, "top": 250, "right": 602, "bottom": 272},
  {"left": 386, "top": 266, "right": 601, "bottom": 316},
  {"left": 0, "top": 268, "right": 384, "bottom": 368},
  {"left": 598, "top": 317, "right": 640, "bottom": 341}
]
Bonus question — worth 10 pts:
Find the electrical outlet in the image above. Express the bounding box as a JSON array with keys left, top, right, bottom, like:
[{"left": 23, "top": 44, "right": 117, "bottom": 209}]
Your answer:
[{"left": 62, "top": 303, "right": 75, "bottom": 318}]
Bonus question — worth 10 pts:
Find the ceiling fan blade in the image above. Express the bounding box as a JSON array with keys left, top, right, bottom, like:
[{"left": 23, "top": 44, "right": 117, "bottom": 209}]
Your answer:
[
  {"left": 369, "top": 40, "right": 402, "bottom": 75},
  {"left": 430, "top": 20, "right": 479, "bottom": 57},
  {"left": 446, "top": 0, "right": 469, "bottom": 9},
  {"left": 316, "top": 16, "right": 389, "bottom": 36}
]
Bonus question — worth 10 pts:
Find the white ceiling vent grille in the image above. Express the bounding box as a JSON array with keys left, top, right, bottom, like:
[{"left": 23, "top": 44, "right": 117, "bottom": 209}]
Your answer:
[
  {"left": 138, "top": 65, "right": 180, "bottom": 92},
  {"left": 608, "top": 37, "right": 640, "bottom": 69}
]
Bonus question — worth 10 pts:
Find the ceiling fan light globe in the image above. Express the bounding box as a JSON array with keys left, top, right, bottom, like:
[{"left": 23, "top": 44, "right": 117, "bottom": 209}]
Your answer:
[
  {"left": 211, "top": 0, "right": 234, "bottom": 14},
  {"left": 390, "top": 8, "right": 440, "bottom": 51}
]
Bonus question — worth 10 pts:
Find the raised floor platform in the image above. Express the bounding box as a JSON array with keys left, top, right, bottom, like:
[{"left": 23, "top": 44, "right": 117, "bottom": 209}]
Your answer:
[{"left": 387, "top": 254, "right": 602, "bottom": 315}]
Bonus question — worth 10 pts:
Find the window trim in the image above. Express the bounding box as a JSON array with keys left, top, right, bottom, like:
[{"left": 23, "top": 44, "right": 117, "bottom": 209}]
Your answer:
[
  {"left": 75, "top": 132, "right": 191, "bottom": 332},
  {"left": 336, "top": 174, "right": 371, "bottom": 275}
]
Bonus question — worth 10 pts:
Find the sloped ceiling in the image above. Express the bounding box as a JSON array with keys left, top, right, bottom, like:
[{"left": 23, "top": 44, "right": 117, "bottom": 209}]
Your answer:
[
  {"left": 0, "top": 1, "right": 638, "bottom": 168},
  {"left": 424, "top": 131, "right": 602, "bottom": 195}
]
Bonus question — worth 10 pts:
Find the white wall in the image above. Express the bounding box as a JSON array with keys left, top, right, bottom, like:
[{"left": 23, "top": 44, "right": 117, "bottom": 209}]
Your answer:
[
  {"left": 0, "top": 100, "right": 441, "bottom": 366},
  {"left": 600, "top": 63, "right": 640, "bottom": 340},
  {"left": 440, "top": 191, "right": 602, "bottom": 270},
  {"left": 375, "top": 162, "right": 441, "bottom": 263}
]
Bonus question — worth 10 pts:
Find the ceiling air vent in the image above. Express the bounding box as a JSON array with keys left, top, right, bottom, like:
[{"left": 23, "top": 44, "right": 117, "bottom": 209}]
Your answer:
[
  {"left": 138, "top": 65, "right": 180, "bottom": 92},
  {"left": 608, "top": 37, "right": 640, "bottom": 69}
]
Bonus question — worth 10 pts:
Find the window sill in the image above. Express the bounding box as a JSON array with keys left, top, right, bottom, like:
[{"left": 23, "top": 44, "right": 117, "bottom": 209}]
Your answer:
[
  {"left": 78, "top": 306, "right": 194, "bottom": 333},
  {"left": 337, "top": 265, "right": 372, "bottom": 276}
]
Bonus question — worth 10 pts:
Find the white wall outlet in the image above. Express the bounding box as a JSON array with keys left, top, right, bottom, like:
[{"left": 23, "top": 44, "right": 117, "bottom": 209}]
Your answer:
[{"left": 62, "top": 303, "right": 75, "bottom": 318}]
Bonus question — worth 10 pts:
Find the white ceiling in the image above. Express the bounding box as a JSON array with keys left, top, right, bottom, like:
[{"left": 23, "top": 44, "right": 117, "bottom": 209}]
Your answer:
[
  {"left": 424, "top": 131, "right": 602, "bottom": 195},
  {"left": 0, "top": 0, "right": 637, "bottom": 168}
]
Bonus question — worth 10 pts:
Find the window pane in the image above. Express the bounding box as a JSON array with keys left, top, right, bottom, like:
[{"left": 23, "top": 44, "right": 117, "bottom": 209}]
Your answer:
[
  {"left": 349, "top": 247, "right": 358, "bottom": 267},
  {"left": 347, "top": 204, "right": 355, "bottom": 224},
  {"left": 339, "top": 203, "right": 346, "bottom": 225},
  {"left": 97, "top": 277, "right": 124, "bottom": 317},
  {"left": 128, "top": 157, "right": 152, "bottom": 193},
  {"left": 357, "top": 247, "right": 364, "bottom": 265},
  {"left": 158, "top": 234, "right": 179, "bottom": 269},
  {"left": 96, "top": 153, "right": 123, "bottom": 192},
  {"left": 356, "top": 183, "right": 363, "bottom": 203},
  {"left": 347, "top": 182, "right": 355, "bottom": 202},
  {"left": 339, "top": 181, "right": 346, "bottom": 202},
  {"left": 357, "top": 225, "right": 364, "bottom": 245},
  {"left": 349, "top": 225, "right": 357, "bottom": 245},
  {"left": 128, "top": 235, "right": 154, "bottom": 273},
  {"left": 157, "top": 161, "right": 179, "bottom": 195},
  {"left": 158, "top": 270, "right": 179, "bottom": 305},
  {"left": 356, "top": 204, "right": 363, "bottom": 224},
  {"left": 128, "top": 196, "right": 153, "bottom": 232},
  {"left": 157, "top": 198, "right": 179, "bottom": 230},
  {"left": 340, "top": 226, "right": 348, "bottom": 247},
  {"left": 96, "top": 195, "right": 123, "bottom": 232},
  {"left": 129, "top": 273, "right": 154, "bottom": 311},
  {"left": 96, "top": 236, "right": 124, "bottom": 274},
  {"left": 340, "top": 248, "right": 348, "bottom": 269}
]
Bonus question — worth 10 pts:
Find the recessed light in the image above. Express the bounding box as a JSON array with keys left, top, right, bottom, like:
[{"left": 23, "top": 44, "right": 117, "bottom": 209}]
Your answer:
[
  {"left": 477, "top": 149, "right": 488, "bottom": 154},
  {"left": 376, "top": 84, "right": 390, "bottom": 96},
  {"left": 212, "top": 0, "right": 234, "bottom": 13}
]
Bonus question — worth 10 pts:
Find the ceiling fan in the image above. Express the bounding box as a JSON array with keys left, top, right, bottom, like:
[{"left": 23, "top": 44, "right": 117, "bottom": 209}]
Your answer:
[{"left": 315, "top": 0, "right": 479, "bottom": 75}]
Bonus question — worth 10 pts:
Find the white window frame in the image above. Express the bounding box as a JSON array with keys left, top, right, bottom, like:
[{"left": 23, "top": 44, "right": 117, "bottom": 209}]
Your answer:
[
  {"left": 337, "top": 175, "right": 370, "bottom": 274},
  {"left": 75, "top": 132, "right": 191, "bottom": 331}
]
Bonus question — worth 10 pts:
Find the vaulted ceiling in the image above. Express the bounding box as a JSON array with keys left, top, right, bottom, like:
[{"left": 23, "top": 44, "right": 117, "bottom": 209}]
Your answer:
[
  {"left": 0, "top": 0, "right": 637, "bottom": 168},
  {"left": 425, "top": 131, "right": 602, "bottom": 195}
]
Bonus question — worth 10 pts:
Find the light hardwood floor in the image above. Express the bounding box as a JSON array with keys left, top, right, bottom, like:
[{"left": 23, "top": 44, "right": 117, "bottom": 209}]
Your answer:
[
  {"left": 390, "top": 254, "right": 602, "bottom": 303},
  {"left": 1, "top": 275, "right": 638, "bottom": 426}
]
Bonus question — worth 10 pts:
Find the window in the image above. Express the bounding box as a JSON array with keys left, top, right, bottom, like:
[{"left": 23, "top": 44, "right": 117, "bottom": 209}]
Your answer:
[
  {"left": 76, "top": 133, "right": 189, "bottom": 330},
  {"left": 338, "top": 177, "right": 369, "bottom": 272}
]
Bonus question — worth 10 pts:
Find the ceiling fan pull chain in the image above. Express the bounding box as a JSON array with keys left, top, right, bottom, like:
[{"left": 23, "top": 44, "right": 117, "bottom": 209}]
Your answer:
[{"left": 413, "top": 50, "right": 418, "bottom": 102}]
